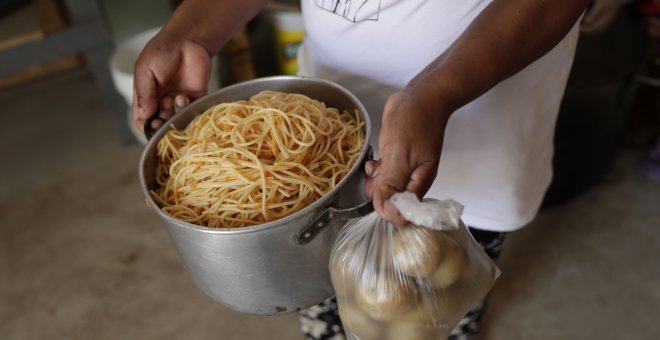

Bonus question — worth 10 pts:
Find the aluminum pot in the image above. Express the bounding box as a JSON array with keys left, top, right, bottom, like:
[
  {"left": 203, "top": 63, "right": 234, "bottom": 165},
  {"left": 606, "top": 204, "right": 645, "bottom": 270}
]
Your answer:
[{"left": 138, "top": 76, "right": 372, "bottom": 315}]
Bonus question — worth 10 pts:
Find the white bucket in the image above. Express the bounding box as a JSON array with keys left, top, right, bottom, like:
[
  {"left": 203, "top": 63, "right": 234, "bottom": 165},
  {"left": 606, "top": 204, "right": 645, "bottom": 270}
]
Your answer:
[{"left": 109, "top": 27, "right": 220, "bottom": 144}]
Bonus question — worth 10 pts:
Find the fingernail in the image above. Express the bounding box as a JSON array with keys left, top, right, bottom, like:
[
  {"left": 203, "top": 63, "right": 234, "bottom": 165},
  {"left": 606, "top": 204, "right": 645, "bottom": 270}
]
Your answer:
[
  {"left": 365, "top": 163, "right": 373, "bottom": 176},
  {"left": 371, "top": 166, "right": 380, "bottom": 178},
  {"left": 161, "top": 97, "right": 173, "bottom": 110},
  {"left": 159, "top": 110, "right": 173, "bottom": 120},
  {"left": 383, "top": 200, "right": 399, "bottom": 219},
  {"left": 175, "top": 94, "right": 188, "bottom": 108},
  {"left": 138, "top": 105, "right": 149, "bottom": 119},
  {"left": 152, "top": 118, "right": 163, "bottom": 129}
]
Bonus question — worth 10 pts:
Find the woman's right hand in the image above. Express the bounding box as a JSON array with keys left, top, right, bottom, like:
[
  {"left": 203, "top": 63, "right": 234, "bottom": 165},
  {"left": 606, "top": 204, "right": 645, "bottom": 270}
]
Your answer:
[{"left": 131, "top": 31, "right": 212, "bottom": 132}]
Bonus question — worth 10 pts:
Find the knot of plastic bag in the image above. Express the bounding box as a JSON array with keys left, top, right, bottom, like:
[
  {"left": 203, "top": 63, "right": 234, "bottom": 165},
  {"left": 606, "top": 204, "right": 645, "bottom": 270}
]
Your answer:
[{"left": 389, "top": 191, "right": 464, "bottom": 230}]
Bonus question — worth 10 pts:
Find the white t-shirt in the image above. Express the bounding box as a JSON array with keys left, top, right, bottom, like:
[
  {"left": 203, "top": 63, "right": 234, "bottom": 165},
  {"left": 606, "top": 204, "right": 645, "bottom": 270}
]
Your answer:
[{"left": 297, "top": 0, "right": 580, "bottom": 232}]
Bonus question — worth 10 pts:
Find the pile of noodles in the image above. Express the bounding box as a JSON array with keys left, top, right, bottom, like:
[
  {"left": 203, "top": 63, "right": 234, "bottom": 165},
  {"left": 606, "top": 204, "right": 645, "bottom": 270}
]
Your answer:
[{"left": 151, "top": 91, "right": 365, "bottom": 228}]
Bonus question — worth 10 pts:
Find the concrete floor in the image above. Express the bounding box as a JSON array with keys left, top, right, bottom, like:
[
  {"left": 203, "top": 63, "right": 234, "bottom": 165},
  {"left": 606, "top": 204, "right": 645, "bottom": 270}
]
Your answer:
[{"left": 0, "top": 70, "right": 659, "bottom": 340}]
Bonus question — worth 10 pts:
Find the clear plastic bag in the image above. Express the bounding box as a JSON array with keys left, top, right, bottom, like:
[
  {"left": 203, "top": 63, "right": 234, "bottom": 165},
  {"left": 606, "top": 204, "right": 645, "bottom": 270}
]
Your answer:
[{"left": 329, "top": 192, "right": 499, "bottom": 340}]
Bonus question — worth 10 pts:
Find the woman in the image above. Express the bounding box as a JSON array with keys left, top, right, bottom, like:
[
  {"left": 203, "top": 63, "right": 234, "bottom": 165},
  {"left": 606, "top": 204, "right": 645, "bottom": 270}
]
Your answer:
[{"left": 132, "top": 1, "right": 591, "bottom": 338}]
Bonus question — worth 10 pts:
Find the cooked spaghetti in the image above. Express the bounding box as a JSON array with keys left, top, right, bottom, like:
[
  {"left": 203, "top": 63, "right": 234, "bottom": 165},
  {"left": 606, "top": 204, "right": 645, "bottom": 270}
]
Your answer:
[{"left": 152, "top": 91, "right": 365, "bottom": 228}]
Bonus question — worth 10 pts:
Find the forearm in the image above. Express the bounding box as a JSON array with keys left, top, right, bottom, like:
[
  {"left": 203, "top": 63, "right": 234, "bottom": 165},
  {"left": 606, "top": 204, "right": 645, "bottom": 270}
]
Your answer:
[
  {"left": 407, "top": 0, "right": 590, "bottom": 113},
  {"left": 162, "top": 0, "right": 270, "bottom": 55}
]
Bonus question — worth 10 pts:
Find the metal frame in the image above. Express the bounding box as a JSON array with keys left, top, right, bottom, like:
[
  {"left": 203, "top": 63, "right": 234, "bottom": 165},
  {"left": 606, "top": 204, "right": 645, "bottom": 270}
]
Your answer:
[{"left": 0, "top": 0, "right": 132, "bottom": 143}]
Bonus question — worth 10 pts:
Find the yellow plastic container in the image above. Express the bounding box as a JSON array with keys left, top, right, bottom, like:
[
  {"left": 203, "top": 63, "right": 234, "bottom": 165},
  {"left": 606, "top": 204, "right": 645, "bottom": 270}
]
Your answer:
[{"left": 272, "top": 10, "right": 305, "bottom": 75}]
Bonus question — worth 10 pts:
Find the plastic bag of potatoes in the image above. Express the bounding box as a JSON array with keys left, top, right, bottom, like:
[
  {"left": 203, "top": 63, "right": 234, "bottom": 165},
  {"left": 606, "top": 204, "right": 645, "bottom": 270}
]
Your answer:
[{"left": 330, "top": 192, "right": 499, "bottom": 340}]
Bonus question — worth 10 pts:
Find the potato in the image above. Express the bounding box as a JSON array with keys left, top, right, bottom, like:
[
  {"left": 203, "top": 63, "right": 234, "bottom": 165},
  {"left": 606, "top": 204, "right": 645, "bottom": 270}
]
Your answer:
[
  {"left": 400, "top": 290, "right": 463, "bottom": 325},
  {"left": 391, "top": 226, "right": 445, "bottom": 277},
  {"left": 338, "top": 301, "right": 382, "bottom": 340},
  {"left": 355, "top": 270, "right": 418, "bottom": 321},
  {"left": 387, "top": 320, "right": 438, "bottom": 340},
  {"left": 399, "top": 306, "right": 436, "bottom": 324},
  {"left": 330, "top": 252, "right": 360, "bottom": 297},
  {"left": 430, "top": 234, "right": 467, "bottom": 289}
]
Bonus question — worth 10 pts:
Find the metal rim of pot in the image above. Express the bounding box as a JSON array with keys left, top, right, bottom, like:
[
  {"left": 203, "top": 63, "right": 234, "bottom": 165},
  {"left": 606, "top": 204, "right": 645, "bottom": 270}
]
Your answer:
[{"left": 138, "top": 75, "right": 374, "bottom": 239}]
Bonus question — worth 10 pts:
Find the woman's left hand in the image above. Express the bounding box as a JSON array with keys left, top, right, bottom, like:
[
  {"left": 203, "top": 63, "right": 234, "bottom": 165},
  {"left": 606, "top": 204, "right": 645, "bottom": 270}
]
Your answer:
[{"left": 364, "top": 90, "right": 450, "bottom": 227}]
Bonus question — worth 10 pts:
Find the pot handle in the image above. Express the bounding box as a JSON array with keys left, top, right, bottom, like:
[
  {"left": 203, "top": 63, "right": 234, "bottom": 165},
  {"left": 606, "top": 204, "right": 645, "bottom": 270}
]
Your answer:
[
  {"left": 294, "top": 145, "right": 375, "bottom": 245},
  {"left": 294, "top": 199, "right": 374, "bottom": 245}
]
